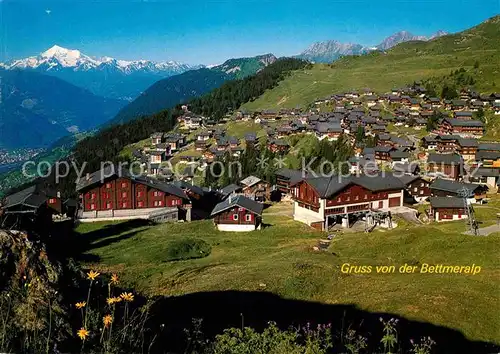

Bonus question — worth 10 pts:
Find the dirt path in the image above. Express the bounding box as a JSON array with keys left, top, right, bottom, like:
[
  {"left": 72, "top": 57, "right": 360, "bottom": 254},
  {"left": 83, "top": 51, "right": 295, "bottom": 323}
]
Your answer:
[{"left": 464, "top": 224, "right": 500, "bottom": 236}]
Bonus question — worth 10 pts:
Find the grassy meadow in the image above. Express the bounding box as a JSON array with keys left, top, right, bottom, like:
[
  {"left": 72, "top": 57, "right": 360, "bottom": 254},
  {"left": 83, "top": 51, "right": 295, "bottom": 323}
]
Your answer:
[{"left": 75, "top": 202, "right": 500, "bottom": 345}]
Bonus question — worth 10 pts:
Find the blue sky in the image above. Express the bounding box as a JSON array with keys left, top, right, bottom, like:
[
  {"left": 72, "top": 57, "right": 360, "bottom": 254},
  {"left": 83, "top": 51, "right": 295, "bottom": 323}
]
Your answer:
[{"left": 1, "top": 0, "right": 499, "bottom": 65}]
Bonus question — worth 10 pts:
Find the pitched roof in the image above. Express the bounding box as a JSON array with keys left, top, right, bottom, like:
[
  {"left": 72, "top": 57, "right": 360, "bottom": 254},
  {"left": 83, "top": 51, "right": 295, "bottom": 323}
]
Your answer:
[
  {"left": 172, "top": 180, "right": 205, "bottom": 197},
  {"left": 478, "top": 143, "right": 500, "bottom": 151},
  {"left": 240, "top": 175, "right": 262, "bottom": 187},
  {"left": 427, "top": 153, "right": 462, "bottom": 164},
  {"left": 444, "top": 118, "right": 484, "bottom": 127},
  {"left": 211, "top": 195, "right": 264, "bottom": 216},
  {"left": 393, "top": 162, "right": 419, "bottom": 174},
  {"left": 429, "top": 197, "right": 466, "bottom": 209},
  {"left": 475, "top": 151, "right": 500, "bottom": 160},
  {"left": 220, "top": 184, "right": 242, "bottom": 196},
  {"left": 315, "top": 122, "right": 342, "bottom": 133},
  {"left": 470, "top": 168, "right": 500, "bottom": 178},
  {"left": 76, "top": 164, "right": 129, "bottom": 192},
  {"left": 390, "top": 151, "right": 410, "bottom": 159},
  {"left": 2, "top": 185, "right": 47, "bottom": 211},
  {"left": 457, "top": 138, "right": 478, "bottom": 147},
  {"left": 396, "top": 174, "right": 422, "bottom": 186},
  {"left": 134, "top": 176, "right": 190, "bottom": 200},
  {"left": 276, "top": 168, "right": 307, "bottom": 184},
  {"left": 429, "top": 178, "right": 482, "bottom": 195},
  {"left": 299, "top": 174, "right": 404, "bottom": 198}
]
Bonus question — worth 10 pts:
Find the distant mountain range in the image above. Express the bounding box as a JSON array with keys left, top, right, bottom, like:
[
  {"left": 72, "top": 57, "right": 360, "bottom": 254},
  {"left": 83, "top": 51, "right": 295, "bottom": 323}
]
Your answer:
[
  {"left": 296, "top": 30, "right": 448, "bottom": 63},
  {"left": 0, "top": 45, "right": 202, "bottom": 100},
  {"left": 110, "top": 54, "right": 277, "bottom": 125},
  {"left": 0, "top": 69, "right": 125, "bottom": 149}
]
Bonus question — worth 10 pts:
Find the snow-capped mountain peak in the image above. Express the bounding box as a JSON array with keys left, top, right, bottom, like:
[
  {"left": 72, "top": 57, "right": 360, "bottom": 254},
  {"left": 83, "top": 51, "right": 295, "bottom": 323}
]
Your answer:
[
  {"left": 2, "top": 45, "right": 200, "bottom": 74},
  {"left": 0, "top": 45, "right": 203, "bottom": 100},
  {"left": 41, "top": 44, "right": 79, "bottom": 58}
]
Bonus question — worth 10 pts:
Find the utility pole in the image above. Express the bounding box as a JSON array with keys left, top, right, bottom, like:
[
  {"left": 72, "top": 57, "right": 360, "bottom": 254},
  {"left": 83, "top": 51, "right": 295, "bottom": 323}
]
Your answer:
[{"left": 458, "top": 187, "right": 477, "bottom": 236}]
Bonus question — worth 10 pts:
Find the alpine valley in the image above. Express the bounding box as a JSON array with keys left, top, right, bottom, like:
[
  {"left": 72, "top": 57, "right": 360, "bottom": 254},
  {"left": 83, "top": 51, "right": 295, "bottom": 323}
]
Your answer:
[{"left": 0, "top": 45, "right": 201, "bottom": 100}]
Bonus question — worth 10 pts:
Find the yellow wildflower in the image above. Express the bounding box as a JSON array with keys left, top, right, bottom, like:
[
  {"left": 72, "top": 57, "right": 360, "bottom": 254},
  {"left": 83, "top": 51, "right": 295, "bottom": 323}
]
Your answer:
[
  {"left": 77, "top": 327, "right": 89, "bottom": 340},
  {"left": 110, "top": 273, "right": 119, "bottom": 285},
  {"left": 120, "top": 292, "right": 134, "bottom": 302},
  {"left": 87, "top": 270, "right": 100, "bottom": 281},
  {"left": 103, "top": 314, "right": 113, "bottom": 328},
  {"left": 106, "top": 296, "right": 122, "bottom": 305},
  {"left": 75, "top": 301, "right": 86, "bottom": 309}
]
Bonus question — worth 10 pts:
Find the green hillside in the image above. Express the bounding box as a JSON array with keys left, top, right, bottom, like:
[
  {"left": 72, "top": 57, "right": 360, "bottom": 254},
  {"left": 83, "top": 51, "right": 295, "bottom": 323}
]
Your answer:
[
  {"left": 110, "top": 54, "right": 277, "bottom": 125},
  {"left": 242, "top": 15, "right": 500, "bottom": 110}
]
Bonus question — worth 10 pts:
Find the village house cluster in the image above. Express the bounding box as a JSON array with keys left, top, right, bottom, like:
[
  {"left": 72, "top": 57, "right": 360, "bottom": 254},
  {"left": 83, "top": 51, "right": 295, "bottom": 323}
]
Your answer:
[{"left": 2, "top": 86, "right": 500, "bottom": 233}]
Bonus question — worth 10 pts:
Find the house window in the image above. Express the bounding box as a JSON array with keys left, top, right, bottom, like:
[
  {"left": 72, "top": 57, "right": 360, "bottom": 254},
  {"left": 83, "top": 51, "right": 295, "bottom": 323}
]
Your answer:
[
  {"left": 90, "top": 203, "right": 96, "bottom": 210},
  {"left": 337, "top": 197, "right": 341, "bottom": 202},
  {"left": 138, "top": 201, "right": 144, "bottom": 208},
  {"left": 158, "top": 200, "right": 163, "bottom": 207},
  {"left": 346, "top": 196, "right": 350, "bottom": 201},
  {"left": 364, "top": 194, "right": 367, "bottom": 200},
  {"left": 413, "top": 187, "right": 418, "bottom": 192},
  {"left": 420, "top": 182, "right": 424, "bottom": 187},
  {"left": 106, "top": 202, "right": 112, "bottom": 209},
  {"left": 154, "top": 191, "right": 159, "bottom": 197},
  {"left": 91, "top": 193, "right": 96, "bottom": 200},
  {"left": 419, "top": 190, "right": 424, "bottom": 195},
  {"left": 122, "top": 192, "right": 127, "bottom": 198},
  {"left": 245, "top": 214, "right": 252, "bottom": 222},
  {"left": 48, "top": 198, "right": 56, "bottom": 204},
  {"left": 233, "top": 214, "right": 239, "bottom": 221},
  {"left": 137, "top": 191, "right": 143, "bottom": 197},
  {"left": 122, "top": 202, "right": 128, "bottom": 208},
  {"left": 354, "top": 196, "right": 359, "bottom": 201},
  {"left": 106, "top": 183, "right": 111, "bottom": 188},
  {"left": 121, "top": 182, "right": 127, "bottom": 188}
]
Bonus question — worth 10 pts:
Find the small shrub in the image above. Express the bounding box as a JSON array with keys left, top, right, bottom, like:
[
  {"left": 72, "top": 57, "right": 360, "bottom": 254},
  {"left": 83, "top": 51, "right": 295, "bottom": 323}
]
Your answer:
[{"left": 165, "top": 238, "right": 211, "bottom": 262}]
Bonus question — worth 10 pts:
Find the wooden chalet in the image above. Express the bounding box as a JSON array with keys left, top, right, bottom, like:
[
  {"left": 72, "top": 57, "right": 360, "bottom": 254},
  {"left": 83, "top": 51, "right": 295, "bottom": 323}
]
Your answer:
[
  {"left": 315, "top": 122, "right": 342, "bottom": 140},
  {"left": 164, "top": 133, "right": 185, "bottom": 151},
  {"left": 429, "top": 197, "right": 468, "bottom": 222},
  {"left": 451, "top": 100, "right": 467, "bottom": 111},
  {"left": 275, "top": 168, "right": 307, "bottom": 195},
  {"left": 267, "top": 139, "right": 290, "bottom": 153},
  {"left": 76, "top": 165, "right": 192, "bottom": 222},
  {"left": 240, "top": 175, "right": 270, "bottom": 202},
  {"left": 456, "top": 138, "right": 478, "bottom": 160},
  {"left": 392, "top": 162, "right": 420, "bottom": 175},
  {"left": 469, "top": 168, "right": 500, "bottom": 189},
  {"left": 454, "top": 111, "right": 473, "bottom": 120},
  {"left": 397, "top": 175, "right": 431, "bottom": 203},
  {"left": 421, "top": 136, "right": 438, "bottom": 150},
  {"left": 0, "top": 184, "right": 75, "bottom": 234},
  {"left": 291, "top": 174, "right": 404, "bottom": 230},
  {"left": 435, "top": 135, "right": 461, "bottom": 153},
  {"left": 438, "top": 119, "right": 484, "bottom": 138},
  {"left": 429, "top": 178, "right": 487, "bottom": 203},
  {"left": 210, "top": 195, "right": 263, "bottom": 231},
  {"left": 374, "top": 146, "right": 395, "bottom": 161},
  {"left": 426, "top": 153, "right": 463, "bottom": 180},
  {"left": 151, "top": 132, "right": 163, "bottom": 145}
]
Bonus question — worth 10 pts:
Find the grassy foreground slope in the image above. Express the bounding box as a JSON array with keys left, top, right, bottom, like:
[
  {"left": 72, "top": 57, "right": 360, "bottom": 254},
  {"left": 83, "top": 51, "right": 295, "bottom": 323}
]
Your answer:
[
  {"left": 76, "top": 202, "right": 500, "bottom": 345},
  {"left": 242, "top": 15, "right": 500, "bottom": 110}
]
